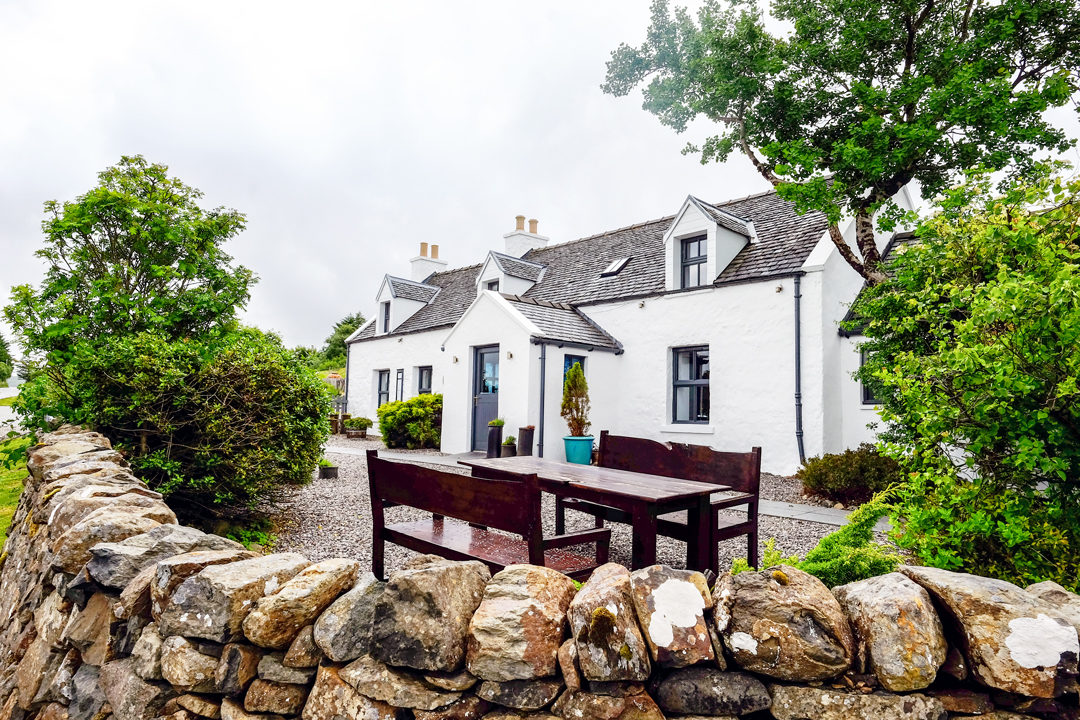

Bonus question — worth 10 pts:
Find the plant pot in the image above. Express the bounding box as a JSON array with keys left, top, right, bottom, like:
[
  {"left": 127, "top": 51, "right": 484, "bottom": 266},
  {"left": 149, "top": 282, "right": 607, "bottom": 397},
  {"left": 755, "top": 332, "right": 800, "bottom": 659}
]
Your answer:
[
  {"left": 500, "top": 443, "right": 517, "bottom": 458},
  {"left": 564, "top": 436, "right": 594, "bottom": 465},
  {"left": 518, "top": 427, "right": 535, "bottom": 456},
  {"left": 346, "top": 430, "right": 365, "bottom": 439},
  {"left": 486, "top": 426, "right": 503, "bottom": 458},
  {"left": 319, "top": 466, "right": 339, "bottom": 479}
]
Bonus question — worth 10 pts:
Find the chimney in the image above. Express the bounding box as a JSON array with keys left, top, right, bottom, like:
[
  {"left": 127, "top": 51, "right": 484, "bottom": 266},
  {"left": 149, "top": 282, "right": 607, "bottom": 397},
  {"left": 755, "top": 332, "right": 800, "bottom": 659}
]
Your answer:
[
  {"left": 410, "top": 241, "right": 448, "bottom": 282},
  {"left": 503, "top": 214, "right": 549, "bottom": 257}
]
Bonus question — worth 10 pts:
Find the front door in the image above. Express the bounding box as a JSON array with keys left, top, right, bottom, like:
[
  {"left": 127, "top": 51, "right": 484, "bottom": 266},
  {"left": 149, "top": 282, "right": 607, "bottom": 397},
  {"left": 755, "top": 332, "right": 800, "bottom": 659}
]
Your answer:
[{"left": 472, "top": 345, "right": 499, "bottom": 451}]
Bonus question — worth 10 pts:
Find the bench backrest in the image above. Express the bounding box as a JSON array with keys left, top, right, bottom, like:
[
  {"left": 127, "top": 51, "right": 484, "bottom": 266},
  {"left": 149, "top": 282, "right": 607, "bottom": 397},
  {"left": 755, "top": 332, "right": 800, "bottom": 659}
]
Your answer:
[
  {"left": 366, "top": 450, "right": 541, "bottom": 538},
  {"left": 597, "top": 430, "right": 762, "bottom": 495}
]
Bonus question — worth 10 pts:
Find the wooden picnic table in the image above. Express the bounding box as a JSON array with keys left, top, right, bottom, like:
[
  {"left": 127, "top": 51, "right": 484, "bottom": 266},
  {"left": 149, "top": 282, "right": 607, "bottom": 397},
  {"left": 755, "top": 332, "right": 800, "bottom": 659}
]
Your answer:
[{"left": 458, "top": 455, "right": 729, "bottom": 573}]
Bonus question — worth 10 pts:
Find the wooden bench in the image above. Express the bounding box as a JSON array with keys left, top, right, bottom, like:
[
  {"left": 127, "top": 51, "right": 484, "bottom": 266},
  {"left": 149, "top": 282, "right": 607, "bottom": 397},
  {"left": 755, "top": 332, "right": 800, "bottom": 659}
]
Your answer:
[
  {"left": 367, "top": 450, "right": 610, "bottom": 580},
  {"left": 555, "top": 431, "right": 762, "bottom": 569}
]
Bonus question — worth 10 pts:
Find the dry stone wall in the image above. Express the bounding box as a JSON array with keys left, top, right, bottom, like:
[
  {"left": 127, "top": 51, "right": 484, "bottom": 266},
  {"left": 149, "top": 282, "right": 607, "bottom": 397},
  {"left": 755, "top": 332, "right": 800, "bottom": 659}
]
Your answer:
[{"left": 0, "top": 427, "right": 1078, "bottom": 720}]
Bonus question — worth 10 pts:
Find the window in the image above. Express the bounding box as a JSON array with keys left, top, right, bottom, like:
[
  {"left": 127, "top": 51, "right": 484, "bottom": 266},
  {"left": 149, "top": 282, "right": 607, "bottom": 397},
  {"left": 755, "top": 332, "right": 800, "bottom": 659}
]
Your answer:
[
  {"left": 563, "top": 354, "right": 586, "bottom": 381},
  {"left": 377, "top": 370, "right": 390, "bottom": 407},
  {"left": 673, "top": 346, "right": 710, "bottom": 423},
  {"left": 681, "top": 236, "right": 707, "bottom": 288},
  {"left": 600, "top": 257, "right": 631, "bottom": 277},
  {"left": 417, "top": 366, "right": 433, "bottom": 394},
  {"left": 860, "top": 350, "right": 882, "bottom": 405},
  {"left": 395, "top": 369, "right": 405, "bottom": 401},
  {"left": 486, "top": 279, "right": 500, "bottom": 292},
  {"left": 381, "top": 302, "right": 391, "bottom": 333}
]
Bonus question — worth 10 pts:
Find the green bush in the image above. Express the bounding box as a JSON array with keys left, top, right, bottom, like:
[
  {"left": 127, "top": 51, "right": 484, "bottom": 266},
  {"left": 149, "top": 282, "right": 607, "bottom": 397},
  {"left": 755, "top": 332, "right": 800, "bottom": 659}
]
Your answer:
[
  {"left": 377, "top": 394, "right": 443, "bottom": 449},
  {"left": 344, "top": 417, "right": 373, "bottom": 431},
  {"left": 797, "top": 444, "right": 903, "bottom": 505},
  {"left": 731, "top": 493, "right": 901, "bottom": 587},
  {"left": 17, "top": 329, "right": 332, "bottom": 522}
]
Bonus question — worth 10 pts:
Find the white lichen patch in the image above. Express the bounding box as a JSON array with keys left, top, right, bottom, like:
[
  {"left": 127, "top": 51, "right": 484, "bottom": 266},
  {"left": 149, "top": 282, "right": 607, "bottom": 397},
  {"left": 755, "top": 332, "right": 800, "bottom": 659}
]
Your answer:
[
  {"left": 1005, "top": 614, "right": 1079, "bottom": 669},
  {"left": 647, "top": 579, "right": 706, "bottom": 647},
  {"left": 729, "top": 631, "right": 758, "bottom": 655}
]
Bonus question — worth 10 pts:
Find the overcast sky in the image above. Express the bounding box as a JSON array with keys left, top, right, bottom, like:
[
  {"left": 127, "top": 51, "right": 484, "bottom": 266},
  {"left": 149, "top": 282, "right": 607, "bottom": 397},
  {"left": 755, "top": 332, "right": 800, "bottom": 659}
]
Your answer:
[{"left": 2, "top": 1, "right": 1078, "bottom": 354}]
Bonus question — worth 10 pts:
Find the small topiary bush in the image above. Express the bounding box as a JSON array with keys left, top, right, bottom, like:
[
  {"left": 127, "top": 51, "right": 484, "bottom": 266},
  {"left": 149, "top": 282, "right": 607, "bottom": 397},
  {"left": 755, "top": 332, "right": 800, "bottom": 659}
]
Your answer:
[
  {"left": 377, "top": 394, "right": 443, "bottom": 449},
  {"left": 797, "top": 443, "right": 902, "bottom": 505},
  {"left": 344, "top": 417, "right": 373, "bottom": 431}
]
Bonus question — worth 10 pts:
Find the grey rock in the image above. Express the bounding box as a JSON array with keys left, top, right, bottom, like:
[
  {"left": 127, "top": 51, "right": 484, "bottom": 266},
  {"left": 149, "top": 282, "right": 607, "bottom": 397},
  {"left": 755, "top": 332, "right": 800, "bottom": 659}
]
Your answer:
[
  {"left": 476, "top": 679, "right": 563, "bottom": 710},
  {"left": 51, "top": 507, "right": 163, "bottom": 573},
  {"left": 243, "top": 678, "right": 308, "bottom": 715},
  {"left": 652, "top": 667, "right": 770, "bottom": 716},
  {"left": 282, "top": 625, "right": 322, "bottom": 668},
  {"left": 551, "top": 689, "right": 665, "bottom": 720},
  {"left": 87, "top": 523, "right": 243, "bottom": 590},
  {"left": 161, "top": 635, "right": 219, "bottom": 693},
  {"left": 313, "top": 572, "right": 384, "bottom": 662},
  {"left": 176, "top": 693, "right": 223, "bottom": 718},
  {"left": 302, "top": 664, "right": 406, "bottom": 720},
  {"left": 257, "top": 653, "right": 317, "bottom": 684},
  {"left": 339, "top": 653, "right": 462, "bottom": 710},
  {"left": 629, "top": 565, "right": 714, "bottom": 669},
  {"left": 414, "top": 695, "right": 491, "bottom": 720},
  {"left": 221, "top": 697, "right": 284, "bottom": 720},
  {"left": 569, "top": 563, "right": 650, "bottom": 682},
  {"left": 151, "top": 549, "right": 257, "bottom": 619},
  {"left": 1026, "top": 580, "right": 1080, "bottom": 636},
  {"left": 68, "top": 663, "right": 108, "bottom": 720},
  {"left": 768, "top": 684, "right": 947, "bottom": 720},
  {"left": 99, "top": 657, "right": 174, "bottom": 720},
  {"left": 215, "top": 643, "right": 263, "bottom": 697},
  {"left": 423, "top": 668, "right": 479, "bottom": 692},
  {"left": 131, "top": 622, "right": 165, "bottom": 680}
]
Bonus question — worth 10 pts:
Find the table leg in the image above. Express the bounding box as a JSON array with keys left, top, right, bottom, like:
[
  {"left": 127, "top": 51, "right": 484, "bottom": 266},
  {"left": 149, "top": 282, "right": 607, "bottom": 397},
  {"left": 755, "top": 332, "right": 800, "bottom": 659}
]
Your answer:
[
  {"left": 631, "top": 505, "right": 658, "bottom": 569},
  {"left": 686, "top": 496, "right": 715, "bottom": 575}
]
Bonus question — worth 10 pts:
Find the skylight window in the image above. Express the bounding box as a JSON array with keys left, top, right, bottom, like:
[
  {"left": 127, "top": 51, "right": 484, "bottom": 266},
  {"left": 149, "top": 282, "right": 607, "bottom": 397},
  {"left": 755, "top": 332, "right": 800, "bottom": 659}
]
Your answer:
[{"left": 600, "top": 257, "right": 631, "bottom": 277}]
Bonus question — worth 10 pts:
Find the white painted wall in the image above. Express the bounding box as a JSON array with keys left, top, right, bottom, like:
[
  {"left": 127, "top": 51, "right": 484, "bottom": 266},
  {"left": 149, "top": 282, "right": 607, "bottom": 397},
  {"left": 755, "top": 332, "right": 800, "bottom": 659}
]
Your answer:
[
  {"left": 663, "top": 200, "right": 748, "bottom": 291},
  {"left": 838, "top": 335, "right": 885, "bottom": 448},
  {"left": 345, "top": 330, "right": 446, "bottom": 432}
]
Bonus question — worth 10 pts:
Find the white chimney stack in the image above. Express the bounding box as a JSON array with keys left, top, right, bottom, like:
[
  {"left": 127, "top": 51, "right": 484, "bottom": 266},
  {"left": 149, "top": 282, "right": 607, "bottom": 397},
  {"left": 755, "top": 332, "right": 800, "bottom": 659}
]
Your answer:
[
  {"left": 504, "top": 215, "right": 549, "bottom": 257},
  {"left": 410, "top": 241, "right": 447, "bottom": 281}
]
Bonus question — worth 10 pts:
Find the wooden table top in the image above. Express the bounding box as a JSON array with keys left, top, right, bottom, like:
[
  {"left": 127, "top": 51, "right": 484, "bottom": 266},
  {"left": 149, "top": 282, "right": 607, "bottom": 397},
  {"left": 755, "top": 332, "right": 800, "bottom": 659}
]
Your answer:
[{"left": 459, "top": 455, "right": 729, "bottom": 503}]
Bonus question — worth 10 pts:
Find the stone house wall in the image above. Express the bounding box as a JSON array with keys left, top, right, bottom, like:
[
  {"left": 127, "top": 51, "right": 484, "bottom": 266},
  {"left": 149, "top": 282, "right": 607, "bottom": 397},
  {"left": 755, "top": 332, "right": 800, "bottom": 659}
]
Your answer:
[{"left": 0, "top": 427, "right": 1077, "bottom": 720}]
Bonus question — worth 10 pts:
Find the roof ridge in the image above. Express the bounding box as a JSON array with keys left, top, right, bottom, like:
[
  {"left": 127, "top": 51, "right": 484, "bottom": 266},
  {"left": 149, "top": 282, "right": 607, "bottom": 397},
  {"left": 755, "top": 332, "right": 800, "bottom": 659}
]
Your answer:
[
  {"left": 490, "top": 250, "right": 545, "bottom": 267},
  {"left": 504, "top": 294, "right": 575, "bottom": 311},
  {"left": 387, "top": 274, "right": 439, "bottom": 288}
]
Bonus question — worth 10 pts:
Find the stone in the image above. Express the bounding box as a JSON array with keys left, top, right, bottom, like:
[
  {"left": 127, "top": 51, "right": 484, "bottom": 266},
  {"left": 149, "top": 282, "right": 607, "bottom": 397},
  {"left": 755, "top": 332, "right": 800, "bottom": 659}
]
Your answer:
[
  {"left": 586, "top": 682, "right": 646, "bottom": 697},
  {"left": 833, "top": 572, "right": 948, "bottom": 691},
  {"left": 467, "top": 564, "right": 576, "bottom": 681},
  {"left": 151, "top": 549, "right": 259, "bottom": 620},
  {"left": 220, "top": 698, "right": 284, "bottom": 720},
  {"left": 51, "top": 507, "right": 162, "bottom": 573},
  {"left": 1026, "top": 581, "right": 1080, "bottom": 636},
  {"left": 302, "top": 665, "right": 405, "bottom": 720},
  {"left": 628, "top": 565, "right": 714, "bottom": 669},
  {"left": 157, "top": 553, "right": 310, "bottom": 642},
  {"left": 36, "top": 704, "right": 68, "bottom": 720},
  {"left": 257, "top": 653, "right": 317, "bottom": 684},
  {"left": 242, "top": 557, "right": 360, "bottom": 649},
  {"left": 414, "top": 695, "right": 491, "bottom": 720},
  {"left": 339, "top": 654, "right": 462, "bottom": 710},
  {"left": 558, "top": 640, "right": 582, "bottom": 693},
  {"left": 652, "top": 667, "right": 770, "bottom": 716},
  {"left": 476, "top": 679, "right": 562, "bottom": 710},
  {"left": 46, "top": 489, "right": 173, "bottom": 543},
  {"left": 68, "top": 664, "right": 108, "bottom": 720},
  {"left": 568, "top": 563, "right": 650, "bottom": 682},
  {"left": 61, "top": 591, "right": 115, "bottom": 666},
  {"left": 901, "top": 565, "right": 1079, "bottom": 698},
  {"left": 99, "top": 657, "right": 174, "bottom": 720},
  {"left": 482, "top": 713, "right": 559, "bottom": 720},
  {"left": 37, "top": 648, "right": 80, "bottom": 705},
  {"left": 131, "top": 622, "right": 165, "bottom": 679},
  {"left": 313, "top": 572, "right": 385, "bottom": 662},
  {"left": 550, "top": 690, "right": 664, "bottom": 720},
  {"left": 216, "top": 643, "right": 263, "bottom": 697},
  {"left": 161, "top": 636, "right": 220, "bottom": 693},
  {"left": 941, "top": 646, "right": 968, "bottom": 681},
  {"left": 34, "top": 591, "right": 72, "bottom": 646},
  {"left": 767, "top": 684, "right": 947, "bottom": 720},
  {"left": 372, "top": 556, "right": 490, "bottom": 672},
  {"left": 244, "top": 679, "right": 308, "bottom": 715},
  {"left": 423, "top": 668, "right": 479, "bottom": 692},
  {"left": 927, "top": 688, "right": 995, "bottom": 715},
  {"left": 87, "top": 524, "right": 244, "bottom": 590},
  {"left": 282, "top": 625, "right": 321, "bottom": 668},
  {"left": 116, "top": 564, "right": 157, "bottom": 620},
  {"left": 16, "top": 635, "right": 64, "bottom": 708},
  {"left": 714, "top": 566, "right": 854, "bottom": 681},
  {"left": 177, "top": 694, "right": 222, "bottom": 719},
  {"left": 28, "top": 439, "right": 110, "bottom": 478}
]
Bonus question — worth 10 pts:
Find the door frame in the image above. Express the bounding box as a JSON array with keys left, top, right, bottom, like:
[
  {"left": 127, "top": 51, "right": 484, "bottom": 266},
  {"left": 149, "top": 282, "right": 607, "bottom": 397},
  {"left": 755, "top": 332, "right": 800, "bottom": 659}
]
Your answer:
[{"left": 472, "top": 344, "right": 500, "bottom": 451}]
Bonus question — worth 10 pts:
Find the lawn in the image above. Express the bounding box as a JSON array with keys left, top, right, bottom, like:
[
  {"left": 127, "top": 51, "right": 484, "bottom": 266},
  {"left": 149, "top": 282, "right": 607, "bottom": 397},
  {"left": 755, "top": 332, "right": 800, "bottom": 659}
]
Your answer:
[
  {"left": 0, "top": 436, "right": 30, "bottom": 546},
  {"left": 0, "top": 396, "right": 16, "bottom": 407}
]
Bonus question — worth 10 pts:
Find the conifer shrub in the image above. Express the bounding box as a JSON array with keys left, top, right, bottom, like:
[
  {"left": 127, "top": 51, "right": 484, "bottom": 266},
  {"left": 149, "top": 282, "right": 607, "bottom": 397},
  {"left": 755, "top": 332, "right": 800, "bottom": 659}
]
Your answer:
[{"left": 376, "top": 393, "right": 443, "bottom": 449}]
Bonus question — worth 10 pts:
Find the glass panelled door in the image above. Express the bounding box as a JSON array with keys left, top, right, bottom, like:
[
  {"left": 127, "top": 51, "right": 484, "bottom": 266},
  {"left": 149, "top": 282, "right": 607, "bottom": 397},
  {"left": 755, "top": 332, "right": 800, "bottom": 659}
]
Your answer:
[{"left": 472, "top": 346, "right": 500, "bottom": 451}]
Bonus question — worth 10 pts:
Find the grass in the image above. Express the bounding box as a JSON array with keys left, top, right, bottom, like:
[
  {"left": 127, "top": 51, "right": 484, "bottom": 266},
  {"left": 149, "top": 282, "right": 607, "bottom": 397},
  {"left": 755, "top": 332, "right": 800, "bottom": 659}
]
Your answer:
[
  {"left": 0, "top": 435, "right": 31, "bottom": 547},
  {"left": 0, "top": 396, "right": 16, "bottom": 407},
  {"left": 316, "top": 368, "right": 346, "bottom": 379}
]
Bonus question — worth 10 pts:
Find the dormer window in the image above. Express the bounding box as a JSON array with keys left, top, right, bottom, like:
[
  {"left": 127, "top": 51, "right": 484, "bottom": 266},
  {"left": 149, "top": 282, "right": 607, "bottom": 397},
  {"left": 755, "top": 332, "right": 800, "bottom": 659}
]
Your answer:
[
  {"left": 486, "top": 280, "right": 500, "bottom": 292},
  {"left": 681, "top": 236, "right": 708, "bottom": 288},
  {"left": 382, "top": 302, "right": 391, "bottom": 334}
]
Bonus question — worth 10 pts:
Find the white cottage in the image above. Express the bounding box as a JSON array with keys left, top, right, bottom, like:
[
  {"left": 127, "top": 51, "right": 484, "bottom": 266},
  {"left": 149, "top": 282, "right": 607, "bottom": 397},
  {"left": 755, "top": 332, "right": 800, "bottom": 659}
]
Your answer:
[{"left": 345, "top": 187, "right": 916, "bottom": 475}]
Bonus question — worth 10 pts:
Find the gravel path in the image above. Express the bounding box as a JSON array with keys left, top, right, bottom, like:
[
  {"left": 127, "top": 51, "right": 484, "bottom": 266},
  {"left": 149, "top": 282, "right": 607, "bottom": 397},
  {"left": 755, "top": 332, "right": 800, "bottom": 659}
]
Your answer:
[{"left": 274, "top": 439, "right": 866, "bottom": 576}]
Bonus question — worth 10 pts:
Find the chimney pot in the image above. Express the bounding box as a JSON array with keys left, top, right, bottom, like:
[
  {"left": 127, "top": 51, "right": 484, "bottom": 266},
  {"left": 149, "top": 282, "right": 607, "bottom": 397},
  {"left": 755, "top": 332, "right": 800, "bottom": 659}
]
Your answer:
[
  {"left": 515, "top": 215, "right": 526, "bottom": 231},
  {"left": 528, "top": 218, "right": 538, "bottom": 234},
  {"left": 431, "top": 244, "right": 440, "bottom": 259},
  {"left": 419, "top": 242, "right": 428, "bottom": 257}
]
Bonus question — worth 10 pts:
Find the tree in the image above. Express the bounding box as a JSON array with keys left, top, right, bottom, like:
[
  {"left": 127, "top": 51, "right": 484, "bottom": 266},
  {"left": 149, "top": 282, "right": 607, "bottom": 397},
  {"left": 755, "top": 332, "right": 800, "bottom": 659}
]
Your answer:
[
  {"left": 318, "top": 312, "right": 364, "bottom": 369},
  {"left": 5, "top": 155, "right": 253, "bottom": 361},
  {"left": 604, "top": 0, "right": 1080, "bottom": 284},
  {"left": 0, "top": 331, "right": 12, "bottom": 383},
  {"left": 853, "top": 172, "right": 1080, "bottom": 588}
]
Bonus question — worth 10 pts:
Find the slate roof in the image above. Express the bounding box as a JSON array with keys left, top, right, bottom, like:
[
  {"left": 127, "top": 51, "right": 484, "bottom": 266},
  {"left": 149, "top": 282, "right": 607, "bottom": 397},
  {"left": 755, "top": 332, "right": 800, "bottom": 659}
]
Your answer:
[
  {"left": 838, "top": 231, "right": 919, "bottom": 337},
  {"left": 386, "top": 275, "right": 440, "bottom": 303},
  {"left": 692, "top": 197, "right": 753, "bottom": 237},
  {"left": 504, "top": 296, "right": 621, "bottom": 351},
  {"left": 350, "top": 187, "right": 830, "bottom": 344},
  {"left": 490, "top": 251, "right": 545, "bottom": 281}
]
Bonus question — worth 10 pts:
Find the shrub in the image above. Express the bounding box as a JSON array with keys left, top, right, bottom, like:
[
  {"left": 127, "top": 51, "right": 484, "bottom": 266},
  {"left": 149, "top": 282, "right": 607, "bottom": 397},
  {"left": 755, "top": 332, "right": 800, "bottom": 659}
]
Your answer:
[
  {"left": 19, "top": 329, "right": 332, "bottom": 522},
  {"left": 797, "top": 444, "right": 902, "bottom": 505},
  {"left": 377, "top": 394, "right": 443, "bottom": 449},
  {"left": 344, "top": 417, "right": 373, "bottom": 431},
  {"left": 561, "top": 362, "right": 591, "bottom": 436}
]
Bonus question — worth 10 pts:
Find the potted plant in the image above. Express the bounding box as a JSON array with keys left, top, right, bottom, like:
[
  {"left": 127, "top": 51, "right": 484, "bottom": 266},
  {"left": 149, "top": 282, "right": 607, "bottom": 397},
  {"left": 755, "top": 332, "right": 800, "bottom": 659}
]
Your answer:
[
  {"left": 518, "top": 425, "right": 535, "bottom": 456},
  {"left": 344, "top": 416, "right": 373, "bottom": 439},
  {"left": 486, "top": 418, "right": 504, "bottom": 459},
  {"left": 561, "top": 362, "right": 593, "bottom": 464},
  {"left": 318, "top": 458, "right": 338, "bottom": 479},
  {"left": 501, "top": 435, "right": 517, "bottom": 458}
]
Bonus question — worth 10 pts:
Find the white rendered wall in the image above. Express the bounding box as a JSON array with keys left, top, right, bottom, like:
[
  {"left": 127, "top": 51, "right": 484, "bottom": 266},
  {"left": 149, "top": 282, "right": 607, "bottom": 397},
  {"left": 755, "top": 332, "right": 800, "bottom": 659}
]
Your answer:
[
  {"left": 838, "top": 335, "right": 885, "bottom": 448},
  {"left": 345, "top": 330, "right": 446, "bottom": 433}
]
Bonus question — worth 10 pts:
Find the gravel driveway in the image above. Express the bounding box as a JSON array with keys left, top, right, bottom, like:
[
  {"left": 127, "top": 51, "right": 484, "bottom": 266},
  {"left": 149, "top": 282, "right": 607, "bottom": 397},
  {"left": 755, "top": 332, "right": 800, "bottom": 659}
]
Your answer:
[{"left": 273, "top": 436, "right": 854, "bottom": 577}]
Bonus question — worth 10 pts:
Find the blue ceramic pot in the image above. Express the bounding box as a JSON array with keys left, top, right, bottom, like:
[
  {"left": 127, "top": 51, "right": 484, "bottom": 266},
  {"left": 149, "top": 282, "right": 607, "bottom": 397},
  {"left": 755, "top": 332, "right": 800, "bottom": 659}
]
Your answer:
[{"left": 563, "top": 436, "right": 594, "bottom": 464}]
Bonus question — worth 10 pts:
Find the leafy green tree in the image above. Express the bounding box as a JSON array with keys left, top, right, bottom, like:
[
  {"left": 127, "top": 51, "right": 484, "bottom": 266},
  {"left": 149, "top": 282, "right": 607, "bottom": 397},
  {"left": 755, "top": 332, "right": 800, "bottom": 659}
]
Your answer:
[
  {"left": 5, "top": 155, "right": 253, "bottom": 361},
  {"left": 0, "top": 331, "right": 12, "bottom": 383},
  {"left": 604, "top": 0, "right": 1080, "bottom": 283},
  {"left": 854, "top": 173, "right": 1080, "bottom": 589},
  {"left": 319, "top": 312, "right": 364, "bottom": 369}
]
